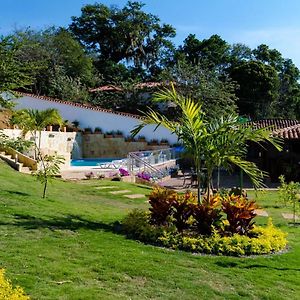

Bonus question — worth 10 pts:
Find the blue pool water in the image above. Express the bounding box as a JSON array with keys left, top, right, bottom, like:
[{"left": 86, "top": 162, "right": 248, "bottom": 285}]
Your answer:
[{"left": 71, "top": 158, "right": 122, "bottom": 167}]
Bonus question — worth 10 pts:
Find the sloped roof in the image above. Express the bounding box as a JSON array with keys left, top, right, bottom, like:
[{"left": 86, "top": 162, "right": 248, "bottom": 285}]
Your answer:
[
  {"left": 273, "top": 124, "right": 300, "bottom": 139},
  {"left": 89, "top": 81, "right": 172, "bottom": 93},
  {"left": 16, "top": 92, "right": 144, "bottom": 120},
  {"left": 249, "top": 119, "right": 299, "bottom": 130},
  {"left": 249, "top": 119, "right": 300, "bottom": 140}
]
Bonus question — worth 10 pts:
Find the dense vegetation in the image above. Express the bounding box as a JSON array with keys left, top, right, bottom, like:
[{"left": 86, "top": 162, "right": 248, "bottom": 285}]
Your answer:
[
  {"left": 0, "top": 162, "right": 299, "bottom": 299},
  {"left": 0, "top": 1, "right": 299, "bottom": 119},
  {"left": 122, "top": 187, "right": 287, "bottom": 256}
]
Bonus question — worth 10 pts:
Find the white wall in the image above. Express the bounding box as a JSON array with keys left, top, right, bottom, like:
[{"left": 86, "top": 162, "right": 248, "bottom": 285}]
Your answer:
[{"left": 13, "top": 95, "right": 178, "bottom": 144}]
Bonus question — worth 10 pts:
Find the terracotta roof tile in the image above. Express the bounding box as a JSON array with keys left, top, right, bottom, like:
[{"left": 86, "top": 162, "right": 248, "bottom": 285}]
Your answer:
[
  {"left": 273, "top": 124, "right": 300, "bottom": 139},
  {"left": 16, "top": 92, "right": 144, "bottom": 120},
  {"left": 249, "top": 119, "right": 300, "bottom": 130},
  {"left": 89, "top": 81, "right": 173, "bottom": 93}
]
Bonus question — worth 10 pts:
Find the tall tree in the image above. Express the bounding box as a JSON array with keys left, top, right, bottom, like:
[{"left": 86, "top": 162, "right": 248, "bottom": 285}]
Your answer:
[
  {"left": 0, "top": 36, "right": 36, "bottom": 108},
  {"left": 132, "top": 84, "right": 282, "bottom": 201},
  {"left": 161, "top": 59, "right": 238, "bottom": 119},
  {"left": 176, "top": 34, "right": 230, "bottom": 70},
  {"left": 11, "top": 28, "right": 98, "bottom": 97},
  {"left": 69, "top": 1, "right": 176, "bottom": 79},
  {"left": 230, "top": 60, "right": 280, "bottom": 118}
]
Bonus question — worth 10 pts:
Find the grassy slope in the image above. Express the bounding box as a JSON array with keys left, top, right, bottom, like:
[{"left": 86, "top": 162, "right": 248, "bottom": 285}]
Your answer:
[{"left": 0, "top": 161, "right": 299, "bottom": 300}]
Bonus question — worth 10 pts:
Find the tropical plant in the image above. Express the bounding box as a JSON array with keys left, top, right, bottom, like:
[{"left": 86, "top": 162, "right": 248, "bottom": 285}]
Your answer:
[
  {"left": 193, "top": 194, "right": 222, "bottom": 235},
  {"left": 33, "top": 154, "right": 65, "bottom": 198},
  {"left": 148, "top": 186, "right": 177, "bottom": 226},
  {"left": 12, "top": 108, "right": 63, "bottom": 159},
  {"left": 131, "top": 84, "right": 282, "bottom": 202},
  {"left": 222, "top": 194, "right": 258, "bottom": 235},
  {"left": 171, "top": 191, "right": 197, "bottom": 232}
]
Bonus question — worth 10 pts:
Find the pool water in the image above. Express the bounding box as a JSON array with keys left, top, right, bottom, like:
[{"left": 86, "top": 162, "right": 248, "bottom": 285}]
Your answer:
[{"left": 71, "top": 158, "right": 122, "bottom": 167}]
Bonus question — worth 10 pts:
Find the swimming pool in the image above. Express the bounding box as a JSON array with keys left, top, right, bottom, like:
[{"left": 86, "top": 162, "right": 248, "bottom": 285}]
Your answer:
[{"left": 71, "top": 158, "right": 123, "bottom": 167}]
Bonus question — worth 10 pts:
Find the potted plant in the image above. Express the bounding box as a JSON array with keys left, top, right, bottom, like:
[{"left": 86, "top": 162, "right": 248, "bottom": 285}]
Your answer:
[
  {"left": 94, "top": 127, "right": 103, "bottom": 134},
  {"left": 114, "top": 130, "right": 124, "bottom": 138},
  {"left": 125, "top": 136, "right": 135, "bottom": 142},
  {"left": 149, "top": 139, "right": 159, "bottom": 145},
  {"left": 84, "top": 127, "right": 93, "bottom": 134},
  {"left": 160, "top": 138, "right": 169, "bottom": 145},
  {"left": 104, "top": 131, "right": 114, "bottom": 138},
  {"left": 72, "top": 120, "right": 80, "bottom": 132},
  {"left": 137, "top": 135, "right": 146, "bottom": 142}
]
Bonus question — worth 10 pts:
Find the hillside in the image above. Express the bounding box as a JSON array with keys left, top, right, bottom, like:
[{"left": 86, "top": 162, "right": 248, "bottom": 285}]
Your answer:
[
  {"left": 0, "top": 109, "right": 11, "bottom": 129},
  {"left": 0, "top": 161, "right": 299, "bottom": 299}
]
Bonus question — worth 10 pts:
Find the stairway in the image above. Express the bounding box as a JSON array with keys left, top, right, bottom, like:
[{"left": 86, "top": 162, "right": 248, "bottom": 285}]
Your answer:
[{"left": 0, "top": 150, "right": 34, "bottom": 174}]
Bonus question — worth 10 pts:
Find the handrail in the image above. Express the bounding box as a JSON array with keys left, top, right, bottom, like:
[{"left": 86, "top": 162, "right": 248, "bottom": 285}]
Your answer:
[
  {"left": 128, "top": 152, "right": 165, "bottom": 178},
  {"left": 127, "top": 148, "right": 178, "bottom": 180}
]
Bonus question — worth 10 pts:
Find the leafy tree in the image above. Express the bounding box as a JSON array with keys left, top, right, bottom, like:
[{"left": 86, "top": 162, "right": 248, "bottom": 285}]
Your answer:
[
  {"left": 230, "top": 60, "right": 280, "bottom": 118},
  {"left": 252, "top": 44, "right": 284, "bottom": 71},
  {"left": 12, "top": 108, "right": 64, "bottom": 198},
  {"left": 69, "top": 1, "right": 176, "bottom": 78},
  {"left": 11, "top": 28, "right": 98, "bottom": 96},
  {"left": 132, "top": 84, "right": 282, "bottom": 201},
  {"left": 48, "top": 66, "right": 90, "bottom": 103},
  {"left": 176, "top": 34, "right": 230, "bottom": 69},
  {"left": 33, "top": 154, "right": 65, "bottom": 198},
  {"left": 12, "top": 108, "right": 62, "bottom": 158},
  {"left": 161, "top": 59, "right": 238, "bottom": 119},
  {"left": 229, "top": 43, "right": 253, "bottom": 64},
  {"left": 0, "top": 36, "right": 36, "bottom": 108}
]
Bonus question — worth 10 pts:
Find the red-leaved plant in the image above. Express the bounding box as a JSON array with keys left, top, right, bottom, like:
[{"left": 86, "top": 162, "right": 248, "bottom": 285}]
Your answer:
[
  {"left": 193, "top": 195, "right": 222, "bottom": 235},
  {"left": 172, "top": 191, "right": 197, "bottom": 232},
  {"left": 148, "top": 186, "right": 177, "bottom": 225},
  {"left": 222, "top": 195, "right": 257, "bottom": 235}
]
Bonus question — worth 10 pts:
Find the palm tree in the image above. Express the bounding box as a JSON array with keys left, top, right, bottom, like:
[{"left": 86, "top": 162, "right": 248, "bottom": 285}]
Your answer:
[
  {"left": 12, "top": 108, "right": 63, "bottom": 159},
  {"left": 131, "top": 84, "right": 282, "bottom": 202},
  {"left": 12, "top": 109, "right": 64, "bottom": 198}
]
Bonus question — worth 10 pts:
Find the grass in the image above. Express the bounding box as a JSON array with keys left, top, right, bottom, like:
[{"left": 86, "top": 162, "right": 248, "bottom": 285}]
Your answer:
[{"left": 0, "top": 161, "right": 299, "bottom": 299}]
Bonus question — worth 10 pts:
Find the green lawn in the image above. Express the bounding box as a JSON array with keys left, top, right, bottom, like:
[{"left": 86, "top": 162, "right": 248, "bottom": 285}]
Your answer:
[{"left": 0, "top": 161, "right": 299, "bottom": 300}]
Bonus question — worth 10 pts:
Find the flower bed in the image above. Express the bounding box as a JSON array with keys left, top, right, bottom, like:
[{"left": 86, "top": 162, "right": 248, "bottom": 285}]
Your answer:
[{"left": 121, "top": 187, "right": 287, "bottom": 256}]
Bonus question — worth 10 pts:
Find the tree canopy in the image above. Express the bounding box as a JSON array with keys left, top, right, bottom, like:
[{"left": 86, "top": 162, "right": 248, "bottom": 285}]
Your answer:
[{"left": 0, "top": 1, "right": 299, "bottom": 119}]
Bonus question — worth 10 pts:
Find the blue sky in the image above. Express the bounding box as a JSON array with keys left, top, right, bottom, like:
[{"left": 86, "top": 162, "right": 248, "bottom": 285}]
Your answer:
[{"left": 1, "top": 0, "right": 300, "bottom": 66}]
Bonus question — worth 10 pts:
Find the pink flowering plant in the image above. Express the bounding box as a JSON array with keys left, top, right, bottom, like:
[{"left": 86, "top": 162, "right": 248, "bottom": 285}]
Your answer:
[
  {"left": 119, "top": 168, "right": 130, "bottom": 176},
  {"left": 137, "top": 171, "right": 152, "bottom": 181}
]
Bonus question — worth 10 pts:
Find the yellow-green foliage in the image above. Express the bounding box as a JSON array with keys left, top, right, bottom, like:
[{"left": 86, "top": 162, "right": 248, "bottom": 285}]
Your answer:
[
  {"left": 0, "top": 269, "right": 29, "bottom": 300},
  {"left": 159, "top": 219, "right": 287, "bottom": 256}
]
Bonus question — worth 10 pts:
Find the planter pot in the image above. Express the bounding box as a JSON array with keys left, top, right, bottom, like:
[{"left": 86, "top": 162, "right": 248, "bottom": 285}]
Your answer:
[{"left": 47, "top": 125, "right": 52, "bottom": 132}]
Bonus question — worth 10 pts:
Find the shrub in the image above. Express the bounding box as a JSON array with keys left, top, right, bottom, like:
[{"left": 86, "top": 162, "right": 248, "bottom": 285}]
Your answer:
[
  {"left": 0, "top": 269, "right": 29, "bottom": 299},
  {"left": 172, "top": 191, "right": 197, "bottom": 232},
  {"left": 137, "top": 171, "right": 152, "bottom": 181},
  {"left": 278, "top": 175, "right": 300, "bottom": 224},
  {"left": 222, "top": 195, "right": 257, "bottom": 235},
  {"left": 119, "top": 168, "right": 129, "bottom": 176},
  {"left": 193, "top": 195, "right": 222, "bottom": 235},
  {"left": 148, "top": 186, "right": 177, "bottom": 226},
  {"left": 122, "top": 209, "right": 165, "bottom": 243},
  {"left": 158, "top": 219, "right": 287, "bottom": 256}
]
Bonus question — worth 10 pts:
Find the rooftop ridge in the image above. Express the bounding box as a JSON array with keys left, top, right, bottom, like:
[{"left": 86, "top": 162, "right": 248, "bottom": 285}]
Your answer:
[{"left": 16, "top": 92, "right": 144, "bottom": 120}]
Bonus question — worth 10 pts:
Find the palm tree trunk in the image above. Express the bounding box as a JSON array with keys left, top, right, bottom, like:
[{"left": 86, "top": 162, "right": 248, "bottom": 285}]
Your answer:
[{"left": 206, "top": 168, "right": 213, "bottom": 201}]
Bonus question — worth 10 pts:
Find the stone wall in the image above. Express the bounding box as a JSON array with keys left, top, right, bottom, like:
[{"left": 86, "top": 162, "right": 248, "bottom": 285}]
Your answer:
[{"left": 82, "top": 133, "right": 168, "bottom": 158}]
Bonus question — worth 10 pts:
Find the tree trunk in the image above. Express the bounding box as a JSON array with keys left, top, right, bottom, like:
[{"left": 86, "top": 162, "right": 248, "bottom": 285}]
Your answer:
[{"left": 43, "top": 178, "right": 48, "bottom": 198}]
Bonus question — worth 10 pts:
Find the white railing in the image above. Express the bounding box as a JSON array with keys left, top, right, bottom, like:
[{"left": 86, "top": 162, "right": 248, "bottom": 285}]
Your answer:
[{"left": 127, "top": 148, "right": 178, "bottom": 180}]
